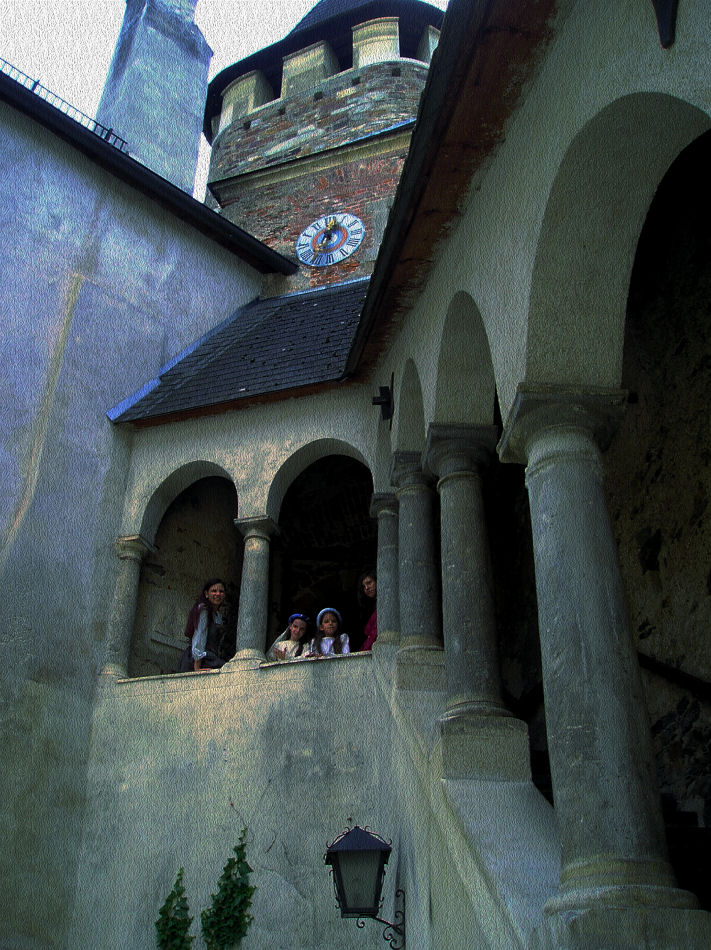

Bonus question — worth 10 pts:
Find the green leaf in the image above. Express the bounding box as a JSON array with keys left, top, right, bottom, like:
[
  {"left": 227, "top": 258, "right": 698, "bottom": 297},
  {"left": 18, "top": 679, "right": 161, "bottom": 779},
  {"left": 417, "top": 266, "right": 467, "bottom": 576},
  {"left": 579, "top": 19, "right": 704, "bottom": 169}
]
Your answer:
[
  {"left": 201, "top": 829, "right": 256, "bottom": 950},
  {"left": 156, "top": 868, "right": 194, "bottom": 950}
]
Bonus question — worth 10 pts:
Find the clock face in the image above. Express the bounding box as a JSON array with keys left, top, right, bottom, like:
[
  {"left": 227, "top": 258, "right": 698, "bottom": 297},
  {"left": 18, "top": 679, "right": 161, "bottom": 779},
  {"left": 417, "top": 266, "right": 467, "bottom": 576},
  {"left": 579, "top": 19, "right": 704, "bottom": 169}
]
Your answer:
[{"left": 295, "top": 213, "right": 365, "bottom": 267}]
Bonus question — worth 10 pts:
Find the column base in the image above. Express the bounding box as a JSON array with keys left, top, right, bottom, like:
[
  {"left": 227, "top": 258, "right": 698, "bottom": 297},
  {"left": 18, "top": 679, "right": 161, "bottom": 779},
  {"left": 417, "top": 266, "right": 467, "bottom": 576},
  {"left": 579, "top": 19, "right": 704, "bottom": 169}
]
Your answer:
[
  {"left": 550, "top": 855, "right": 692, "bottom": 909},
  {"left": 98, "top": 663, "right": 127, "bottom": 682},
  {"left": 395, "top": 644, "right": 445, "bottom": 690},
  {"left": 440, "top": 708, "right": 530, "bottom": 780},
  {"left": 373, "top": 627, "right": 400, "bottom": 646},
  {"left": 532, "top": 903, "right": 710, "bottom": 950},
  {"left": 222, "top": 649, "right": 264, "bottom": 671}
]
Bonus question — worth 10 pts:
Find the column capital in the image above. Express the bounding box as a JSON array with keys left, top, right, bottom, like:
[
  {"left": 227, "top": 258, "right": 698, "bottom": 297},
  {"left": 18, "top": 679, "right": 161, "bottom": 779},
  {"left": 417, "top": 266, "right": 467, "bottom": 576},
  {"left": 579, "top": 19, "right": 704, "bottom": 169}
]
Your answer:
[
  {"left": 498, "top": 385, "right": 626, "bottom": 465},
  {"left": 233, "top": 516, "right": 278, "bottom": 541},
  {"left": 391, "top": 451, "right": 432, "bottom": 490},
  {"left": 115, "top": 535, "right": 155, "bottom": 561},
  {"left": 425, "top": 424, "right": 498, "bottom": 478},
  {"left": 369, "top": 491, "right": 398, "bottom": 518}
]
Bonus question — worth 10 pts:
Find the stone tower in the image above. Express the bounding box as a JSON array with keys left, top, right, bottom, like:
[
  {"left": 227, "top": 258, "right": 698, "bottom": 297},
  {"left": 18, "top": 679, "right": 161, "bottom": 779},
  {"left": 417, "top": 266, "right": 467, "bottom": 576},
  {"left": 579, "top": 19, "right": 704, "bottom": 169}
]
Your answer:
[
  {"left": 97, "top": 0, "right": 211, "bottom": 192},
  {"left": 203, "top": 0, "right": 443, "bottom": 289}
]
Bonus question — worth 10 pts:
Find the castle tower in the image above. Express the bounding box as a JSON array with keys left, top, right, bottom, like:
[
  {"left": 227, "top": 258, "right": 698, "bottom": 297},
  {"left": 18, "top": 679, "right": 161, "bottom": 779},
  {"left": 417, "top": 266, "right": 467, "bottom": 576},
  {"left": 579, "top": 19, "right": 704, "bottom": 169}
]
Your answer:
[
  {"left": 203, "top": 0, "right": 443, "bottom": 289},
  {"left": 97, "top": 0, "right": 212, "bottom": 193}
]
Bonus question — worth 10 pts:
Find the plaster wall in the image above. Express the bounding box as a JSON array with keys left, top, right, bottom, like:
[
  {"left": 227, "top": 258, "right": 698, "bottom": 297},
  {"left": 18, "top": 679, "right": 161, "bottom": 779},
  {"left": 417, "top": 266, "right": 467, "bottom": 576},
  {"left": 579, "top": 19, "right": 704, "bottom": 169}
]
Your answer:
[
  {"left": 69, "top": 655, "right": 395, "bottom": 950},
  {"left": 0, "top": 102, "right": 261, "bottom": 948},
  {"left": 376, "top": 0, "right": 711, "bottom": 424},
  {"left": 119, "top": 382, "right": 378, "bottom": 537},
  {"left": 68, "top": 649, "right": 558, "bottom": 950}
]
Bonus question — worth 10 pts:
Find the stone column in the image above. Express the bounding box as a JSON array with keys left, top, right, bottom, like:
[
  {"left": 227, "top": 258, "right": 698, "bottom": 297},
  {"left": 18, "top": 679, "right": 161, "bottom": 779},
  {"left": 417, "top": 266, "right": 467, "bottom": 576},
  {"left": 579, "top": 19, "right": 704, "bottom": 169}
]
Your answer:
[
  {"left": 426, "top": 425, "right": 528, "bottom": 779},
  {"left": 232, "top": 517, "right": 276, "bottom": 665},
  {"left": 499, "top": 389, "right": 698, "bottom": 937},
  {"left": 392, "top": 452, "right": 443, "bottom": 689},
  {"left": 369, "top": 492, "right": 400, "bottom": 645},
  {"left": 102, "top": 534, "right": 155, "bottom": 678}
]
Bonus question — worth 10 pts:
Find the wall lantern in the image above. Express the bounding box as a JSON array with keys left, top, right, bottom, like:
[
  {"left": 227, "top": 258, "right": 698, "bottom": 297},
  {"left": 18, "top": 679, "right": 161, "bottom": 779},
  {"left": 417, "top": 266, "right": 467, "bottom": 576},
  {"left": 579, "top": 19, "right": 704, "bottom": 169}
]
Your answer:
[{"left": 325, "top": 826, "right": 405, "bottom": 948}]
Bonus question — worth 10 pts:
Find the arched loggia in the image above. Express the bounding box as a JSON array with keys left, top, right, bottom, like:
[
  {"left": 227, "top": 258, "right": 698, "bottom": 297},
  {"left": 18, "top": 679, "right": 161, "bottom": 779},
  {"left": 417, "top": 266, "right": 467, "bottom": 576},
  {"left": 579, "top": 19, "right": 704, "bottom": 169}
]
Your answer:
[
  {"left": 129, "top": 473, "right": 240, "bottom": 676},
  {"left": 267, "top": 444, "right": 375, "bottom": 650}
]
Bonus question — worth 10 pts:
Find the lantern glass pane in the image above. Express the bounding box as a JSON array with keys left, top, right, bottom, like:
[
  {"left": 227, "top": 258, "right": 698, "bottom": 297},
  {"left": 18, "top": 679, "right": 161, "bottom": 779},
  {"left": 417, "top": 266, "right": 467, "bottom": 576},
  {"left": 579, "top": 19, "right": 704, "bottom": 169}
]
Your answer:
[{"left": 340, "top": 850, "right": 382, "bottom": 914}]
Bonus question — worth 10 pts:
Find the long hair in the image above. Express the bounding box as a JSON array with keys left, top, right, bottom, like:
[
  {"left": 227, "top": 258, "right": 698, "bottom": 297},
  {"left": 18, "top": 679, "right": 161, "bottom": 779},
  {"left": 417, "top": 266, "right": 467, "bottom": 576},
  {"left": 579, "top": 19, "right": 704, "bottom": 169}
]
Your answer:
[{"left": 198, "top": 576, "right": 226, "bottom": 623}]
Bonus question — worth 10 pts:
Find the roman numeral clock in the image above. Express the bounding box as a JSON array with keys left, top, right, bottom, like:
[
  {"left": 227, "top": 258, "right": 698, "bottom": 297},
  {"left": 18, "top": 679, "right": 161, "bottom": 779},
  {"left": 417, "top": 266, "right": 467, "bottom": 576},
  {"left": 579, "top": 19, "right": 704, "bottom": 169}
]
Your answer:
[{"left": 295, "top": 212, "right": 365, "bottom": 267}]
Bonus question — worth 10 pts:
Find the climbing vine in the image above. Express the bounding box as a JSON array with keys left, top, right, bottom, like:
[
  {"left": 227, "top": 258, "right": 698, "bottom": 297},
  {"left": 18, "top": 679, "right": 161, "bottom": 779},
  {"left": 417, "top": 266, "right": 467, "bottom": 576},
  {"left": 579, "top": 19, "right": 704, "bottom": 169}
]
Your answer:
[
  {"left": 155, "top": 868, "right": 194, "bottom": 950},
  {"left": 201, "top": 829, "right": 256, "bottom": 950},
  {"left": 155, "top": 829, "right": 255, "bottom": 950}
]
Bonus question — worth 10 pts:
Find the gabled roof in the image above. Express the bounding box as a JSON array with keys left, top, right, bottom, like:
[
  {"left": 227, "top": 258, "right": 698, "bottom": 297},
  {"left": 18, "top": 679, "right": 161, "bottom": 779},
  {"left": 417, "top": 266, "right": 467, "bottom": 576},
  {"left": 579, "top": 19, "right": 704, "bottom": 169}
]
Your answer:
[{"left": 110, "top": 278, "right": 370, "bottom": 425}]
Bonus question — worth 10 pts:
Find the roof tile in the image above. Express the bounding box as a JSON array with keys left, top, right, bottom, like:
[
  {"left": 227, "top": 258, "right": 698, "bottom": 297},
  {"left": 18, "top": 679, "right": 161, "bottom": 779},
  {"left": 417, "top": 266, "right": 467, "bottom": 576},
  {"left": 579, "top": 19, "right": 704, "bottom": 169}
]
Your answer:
[{"left": 113, "top": 278, "right": 369, "bottom": 423}]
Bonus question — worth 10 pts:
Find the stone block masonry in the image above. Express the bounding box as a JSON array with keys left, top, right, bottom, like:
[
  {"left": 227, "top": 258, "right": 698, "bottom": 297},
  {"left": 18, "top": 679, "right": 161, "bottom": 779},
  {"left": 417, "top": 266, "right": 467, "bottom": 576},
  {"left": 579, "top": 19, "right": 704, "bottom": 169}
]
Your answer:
[{"left": 209, "top": 59, "right": 428, "bottom": 183}]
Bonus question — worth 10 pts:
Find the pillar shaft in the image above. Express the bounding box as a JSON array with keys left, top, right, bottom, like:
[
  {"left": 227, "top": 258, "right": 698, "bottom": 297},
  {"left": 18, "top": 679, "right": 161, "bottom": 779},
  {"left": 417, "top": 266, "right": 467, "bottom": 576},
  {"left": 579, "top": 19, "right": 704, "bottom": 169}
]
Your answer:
[
  {"left": 500, "top": 389, "right": 692, "bottom": 911},
  {"left": 427, "top": 427, "right": 505, "bottom": 714},
  {"left": 102, "top": 535, "right": 154, "bottom": 677},
  {"left": 393, "top": 454, "right": 441, "bottom": 648},
  {"left": 234, "top": 517, "right": 275, "bottom": 659},
  {"left": 370, "top": 492, "right": 399, "bottom": 644}
]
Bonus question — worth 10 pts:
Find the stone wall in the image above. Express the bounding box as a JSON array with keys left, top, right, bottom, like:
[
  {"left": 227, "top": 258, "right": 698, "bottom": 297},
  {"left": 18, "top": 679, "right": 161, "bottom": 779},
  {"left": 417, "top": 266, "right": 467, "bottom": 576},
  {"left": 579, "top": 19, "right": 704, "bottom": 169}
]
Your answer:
[
  {"left": 604, "top": 131, "right": 711, "bottom": 831},
  {"left": 210, "top": 60, "right": 428, "bottom": 181}
]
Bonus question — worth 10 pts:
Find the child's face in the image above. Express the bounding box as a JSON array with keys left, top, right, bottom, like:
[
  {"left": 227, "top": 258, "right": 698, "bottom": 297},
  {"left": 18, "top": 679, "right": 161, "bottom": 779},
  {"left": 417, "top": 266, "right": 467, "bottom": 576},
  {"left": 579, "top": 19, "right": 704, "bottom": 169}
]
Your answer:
[
  {"left": 320, "top": 612, "right": 339, "bottom": 636},
  {"left": 289, "top": 618, "right": 307, "bottom": 640}
]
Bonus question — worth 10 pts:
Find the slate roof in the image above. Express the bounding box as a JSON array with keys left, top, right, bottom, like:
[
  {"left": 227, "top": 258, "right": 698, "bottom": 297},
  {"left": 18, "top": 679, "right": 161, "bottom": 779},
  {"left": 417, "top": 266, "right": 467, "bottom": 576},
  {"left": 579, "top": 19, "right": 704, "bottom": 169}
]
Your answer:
[{"left": 110, "top": 278, "right": 370, "bottom": 424}]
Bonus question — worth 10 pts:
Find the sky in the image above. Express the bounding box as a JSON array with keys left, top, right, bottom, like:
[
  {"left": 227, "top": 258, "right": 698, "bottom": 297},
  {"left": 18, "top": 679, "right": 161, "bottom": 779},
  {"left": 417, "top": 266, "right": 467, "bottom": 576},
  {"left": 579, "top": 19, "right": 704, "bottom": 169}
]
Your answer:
[{"left": 2, "top": 0, "right": 449, "bottom": 198}]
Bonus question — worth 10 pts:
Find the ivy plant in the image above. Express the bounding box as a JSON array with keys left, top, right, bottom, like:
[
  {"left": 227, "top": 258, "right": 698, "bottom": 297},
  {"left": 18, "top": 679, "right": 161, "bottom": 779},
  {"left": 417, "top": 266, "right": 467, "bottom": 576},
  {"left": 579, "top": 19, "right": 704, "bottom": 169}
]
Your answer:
[
  {"left": 200, "top": 829, "right": 256, "bottom": 950},
  {"left": 155, "top": 867, "right": 194, "bottom": 950}
]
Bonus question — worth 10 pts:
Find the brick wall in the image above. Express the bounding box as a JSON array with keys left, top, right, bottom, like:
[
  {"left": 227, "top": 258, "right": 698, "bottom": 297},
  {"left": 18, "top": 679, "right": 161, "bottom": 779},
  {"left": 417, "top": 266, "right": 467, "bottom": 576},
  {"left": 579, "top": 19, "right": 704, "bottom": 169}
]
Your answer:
[
  {"left": 219, "top": 144, "right": 408, "bottom": 288},
  {"left": 209, "top": 60, "right": 428, "bottom": 180},
  {"left": 207, "top": 59, "right": 427, "bottom": 288}
]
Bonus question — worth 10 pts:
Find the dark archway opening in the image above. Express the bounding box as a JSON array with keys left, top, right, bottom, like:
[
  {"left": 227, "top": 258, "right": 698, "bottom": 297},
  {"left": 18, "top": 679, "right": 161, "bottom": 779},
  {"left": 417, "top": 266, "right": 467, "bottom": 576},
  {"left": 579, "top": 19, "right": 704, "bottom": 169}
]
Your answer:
[
  {"left": 487, "top": 398, "right": 548, "bottom": 802},
  {"left": 606, "top": 128, "right": 711, "bottom": 907},
  {"left": 271, "top": 454, "right": 376, "bottom": 650},
  {"left": 129, "top": 476, "right": 241, "bottom": 676}
]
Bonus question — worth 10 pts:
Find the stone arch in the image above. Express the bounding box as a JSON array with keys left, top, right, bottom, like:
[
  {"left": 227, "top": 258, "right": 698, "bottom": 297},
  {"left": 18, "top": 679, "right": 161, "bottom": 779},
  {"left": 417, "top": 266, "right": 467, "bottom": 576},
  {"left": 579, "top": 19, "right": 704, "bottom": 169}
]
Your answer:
[
  {"left": 137, "top": 459, "right": 236, "bottom": 543},
  {"left": 268, "top": 447, "right": 375, "bottom": 648},
  {"left": 433, "top": 292, "right": 495, "bottom": 425},
  {"left": 129, "top": 462, "right": 240, "bottom": 676},
  {"left": 266, "top": 437, "right": 368, "bottom": 523},
  {"left": 393, "top": 357, "right": 426, "bottom": 452},
  {"left": 526, "top": 93, "right": 711, "bottom": 389}
]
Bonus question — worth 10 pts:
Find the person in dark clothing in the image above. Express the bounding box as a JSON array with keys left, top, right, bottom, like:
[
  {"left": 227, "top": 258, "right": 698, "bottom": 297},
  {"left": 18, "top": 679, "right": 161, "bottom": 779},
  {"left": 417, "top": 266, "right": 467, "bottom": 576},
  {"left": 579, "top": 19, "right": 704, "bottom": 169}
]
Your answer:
[{"left": 179, "top": 578, "right": 227, "bottom": 672}]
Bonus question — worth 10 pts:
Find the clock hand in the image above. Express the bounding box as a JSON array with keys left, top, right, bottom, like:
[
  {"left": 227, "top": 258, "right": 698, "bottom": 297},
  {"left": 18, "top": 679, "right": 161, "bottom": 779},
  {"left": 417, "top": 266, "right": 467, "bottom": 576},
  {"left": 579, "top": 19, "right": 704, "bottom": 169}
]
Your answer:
[{"left": 316, "top": 216, "right": 339, "bottom": 249}]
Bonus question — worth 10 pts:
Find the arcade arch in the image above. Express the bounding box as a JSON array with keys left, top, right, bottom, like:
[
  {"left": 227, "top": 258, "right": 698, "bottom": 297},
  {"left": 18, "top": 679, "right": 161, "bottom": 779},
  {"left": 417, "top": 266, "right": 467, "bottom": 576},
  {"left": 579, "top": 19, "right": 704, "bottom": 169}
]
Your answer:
[
  {"left": 134, "top": 459, "right": 236, "bottom": 544},
  {"left": 603, "top": 129, "right": 711, "bottom": 893},
  {"left": 393, "top": 358, "right": 426, "bottom": 453},
  {"left": 270, "top": 453, "right": 375, "bottom": 649},
  {"left": 526, "top": 93, "right": 711, "bottom": 391},
  {"left": 433, "top": 292, "right": 495, "bottom": 426},
  {"left": 128, "top": 474, "right": 241, "bottom": 677}
]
